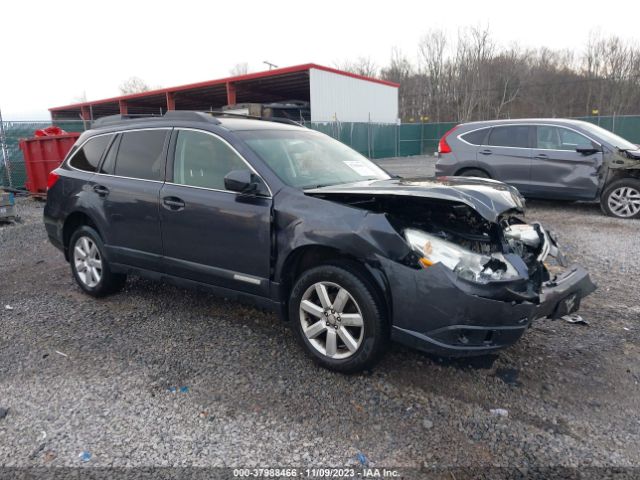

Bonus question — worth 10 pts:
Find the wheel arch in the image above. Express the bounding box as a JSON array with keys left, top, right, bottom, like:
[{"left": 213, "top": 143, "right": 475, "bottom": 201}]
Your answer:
[
  {"left": 62, "top": 211, "right": 102, "bottom": 261},
  {"left": 454, "top": 166, "right": 492, "bottom": 178},
  {"left": 277, "top": 244, "right": 392, "bottom": 323}
]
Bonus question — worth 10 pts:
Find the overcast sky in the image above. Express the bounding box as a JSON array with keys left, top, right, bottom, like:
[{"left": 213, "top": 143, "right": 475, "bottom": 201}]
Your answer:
[{"left": 2, "top": 0, "right": 638, "bottom": 120}]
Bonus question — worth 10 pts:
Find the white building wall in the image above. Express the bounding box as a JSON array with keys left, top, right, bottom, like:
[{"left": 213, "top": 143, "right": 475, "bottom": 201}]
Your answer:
[{"left": 309, "top": 68, "right": 398, "bottom": 123}]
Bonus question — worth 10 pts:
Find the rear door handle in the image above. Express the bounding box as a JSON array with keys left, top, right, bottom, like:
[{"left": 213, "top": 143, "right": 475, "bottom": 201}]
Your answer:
[
  {"left": 534, "top": 153, "right": 548, "bottom": 159},
  {"left": 479, "top": 149, "right": 492, "bottom": 155},
  {"left": 162, "top": 196, "right": 185, "bottom": 210},
  {"left": 93, "top": 185, "right": 109, "bottom": 196}
]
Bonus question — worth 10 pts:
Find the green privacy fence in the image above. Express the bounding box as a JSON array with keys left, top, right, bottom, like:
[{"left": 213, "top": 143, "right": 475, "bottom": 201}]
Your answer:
[
  {"left": 574, "top": 115, "right": 640, "bottom": 143},
  {"left": 304, "top": 121, "right": 457, "bottom": 159},
  {"left": 2, "top": 116, "right": 640, "bottom": 189},
  {"left": 308, "top": 115, "right": 640, "bottom": 159}
]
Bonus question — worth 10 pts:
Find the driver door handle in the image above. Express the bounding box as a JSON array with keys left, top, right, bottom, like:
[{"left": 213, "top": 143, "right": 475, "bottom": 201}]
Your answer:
[
  {"left": 93, "top": 184, "right": 109, "bottom": 196},
  {"left": 534, "top": 153, "right": 549, "bottom": 160},
  {"left": 479, "top": 149, "right": 492, "bottom": 156},
  {"left": 162, "top": 196, "right": 185, "bottom": 210}
]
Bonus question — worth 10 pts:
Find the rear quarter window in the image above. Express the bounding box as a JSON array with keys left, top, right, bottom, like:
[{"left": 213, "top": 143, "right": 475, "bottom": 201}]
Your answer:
[
  {"left": 460, "top": 128, "right": 489, "bottom": 145},
  {"left": 68, "top": 134, "right": 113, "bottom": 172}
]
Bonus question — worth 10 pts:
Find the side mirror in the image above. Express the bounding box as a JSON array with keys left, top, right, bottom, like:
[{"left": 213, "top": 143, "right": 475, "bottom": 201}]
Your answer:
[
  {"left": 576, "top": 146, "right": 601, "bottom": 156},
  {"left": 224, "top": 170, "right": 267, "bottom": 196}
]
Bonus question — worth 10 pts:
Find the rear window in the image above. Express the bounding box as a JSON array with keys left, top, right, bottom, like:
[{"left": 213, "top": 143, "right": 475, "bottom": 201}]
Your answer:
[
  {"left": 114, "top": 130, "right": 169, "bottom": 181},
  {"left": 488, "top": 126, "right": 530, "bottom": 148},
  {"left": 460, "top": 128, "right": 488, "bottom": 145},
  {"left": 69, "top": 135, "right": 113, "bottom": 172}
]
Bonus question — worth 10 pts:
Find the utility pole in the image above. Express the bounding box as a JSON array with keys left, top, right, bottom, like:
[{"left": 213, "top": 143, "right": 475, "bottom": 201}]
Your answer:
[
  {"left": 0, "top": 107, "right": 12, "bottom": 188},
  {"left": 263, "top": 61, "right": 278, "bottom": 70}
]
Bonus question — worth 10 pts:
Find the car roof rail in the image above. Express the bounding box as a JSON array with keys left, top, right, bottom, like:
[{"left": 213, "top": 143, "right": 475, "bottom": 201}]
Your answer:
[
  {"left": 162, "top": 110, "right": 222, "bottom": 124},
  {"left": 91, "top": 114, "right": 160, "bottom": 128},
  {"left": 92, "top": 111, "right": 222, "bottom": 128},
  {"left": 208, "top": 110, "right": 306, "bottom": 127}
]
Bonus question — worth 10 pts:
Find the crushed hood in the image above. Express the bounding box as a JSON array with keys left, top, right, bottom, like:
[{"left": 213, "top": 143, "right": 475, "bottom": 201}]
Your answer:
[
  {"left": 623, "top": 149, "right": 640, "bottom": 160},
  {"left": 305, "top": 177, "right": 525, "bottom": 222}
]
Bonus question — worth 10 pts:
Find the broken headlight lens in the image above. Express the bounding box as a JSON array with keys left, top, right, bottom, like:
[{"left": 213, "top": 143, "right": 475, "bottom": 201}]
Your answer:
[{"left": 404, "top": 228, "right": 520, "bottom": 284}]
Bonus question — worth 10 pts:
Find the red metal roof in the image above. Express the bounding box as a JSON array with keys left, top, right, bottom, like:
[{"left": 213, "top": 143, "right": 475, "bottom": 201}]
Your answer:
[{"left": 49, "top": 63, "right": 399, "bottom": 116}]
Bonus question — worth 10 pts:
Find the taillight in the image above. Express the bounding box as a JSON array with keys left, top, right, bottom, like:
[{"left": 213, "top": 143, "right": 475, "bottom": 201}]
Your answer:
[
  {"left": 47, "top": 171, "right": 60, "bottom": 190},
  {"left": 438, "top": 125, "right": 460, "bottom": 154}
]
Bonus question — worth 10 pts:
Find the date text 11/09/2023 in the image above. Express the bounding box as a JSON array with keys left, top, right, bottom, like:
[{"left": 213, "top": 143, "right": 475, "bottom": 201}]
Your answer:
[{"left": 232, "top": 468, "right": 401, "bottom": 477}]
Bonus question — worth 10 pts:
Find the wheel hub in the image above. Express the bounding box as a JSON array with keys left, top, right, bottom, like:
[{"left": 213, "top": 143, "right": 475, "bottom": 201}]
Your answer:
[{"left": 325, "top": 309, "right": 340, "bottom": 327}]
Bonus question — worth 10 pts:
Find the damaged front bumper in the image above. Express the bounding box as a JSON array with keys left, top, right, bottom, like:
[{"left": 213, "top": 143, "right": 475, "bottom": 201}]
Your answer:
[{"left": 381, "top": 258, "right": 596, "bottom": 357}]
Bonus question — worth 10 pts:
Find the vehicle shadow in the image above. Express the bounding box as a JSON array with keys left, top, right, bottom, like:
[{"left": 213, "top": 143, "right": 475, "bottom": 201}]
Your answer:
[{"left": 525, "top": 199, "right": 602, "bottom": 216}]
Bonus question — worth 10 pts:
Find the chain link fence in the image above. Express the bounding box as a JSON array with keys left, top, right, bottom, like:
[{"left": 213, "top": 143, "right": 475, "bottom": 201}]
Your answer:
[
  {"left": 2, "top": 116, "right": 639, "bottom": 190},
  {"left": 0, "top": 120, "right": 87, "bottom": 189}
]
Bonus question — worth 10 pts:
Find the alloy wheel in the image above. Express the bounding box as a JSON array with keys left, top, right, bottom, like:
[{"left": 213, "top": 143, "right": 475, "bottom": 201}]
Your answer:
[
  {"left": 299, "top": 281, "right": 365, "bottom": 360},
  {"left": 608, "top": 187, "right": 640, "bottom": 218},
  {"left": 73, "top": 236, "right": 103, "bottom": 288}
]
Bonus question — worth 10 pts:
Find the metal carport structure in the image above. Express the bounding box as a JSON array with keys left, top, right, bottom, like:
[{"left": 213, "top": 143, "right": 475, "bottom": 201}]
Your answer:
[{"left": 49, "top": 64, "right": 399, "bottom": 122}]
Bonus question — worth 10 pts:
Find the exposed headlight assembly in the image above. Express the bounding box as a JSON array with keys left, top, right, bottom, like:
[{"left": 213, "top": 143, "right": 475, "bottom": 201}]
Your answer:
[{"left": 404, "top": 228, "right": 521, "bottom": 284}]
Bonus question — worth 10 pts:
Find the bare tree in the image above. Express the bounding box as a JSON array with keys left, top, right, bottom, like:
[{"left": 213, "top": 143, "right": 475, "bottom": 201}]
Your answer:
[
  {"left": 379, "top": 26, "right": 640, "bottom": 122},
  {"left": 335, "top": 57, "right": 379, "bottom": 77},
  {"left": 381, "top": 48, "right": 415, "bottom": 120},
  {"left": 119, "top": 77, "right": 151, "bottom": 95},
  {"left": 230, "top": 62, "right": 249, "bottom": 76},
  {"left": 73, "top": 91, "right": 88, "bottom": 103},
  {"left": 417, "top": 30, "right": 448, "bottom": 121}
]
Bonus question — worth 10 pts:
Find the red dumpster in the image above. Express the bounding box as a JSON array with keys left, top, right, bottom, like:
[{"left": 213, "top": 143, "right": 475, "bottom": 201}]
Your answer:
[{"left": 19, "top": 130, "right": 80, "bottom": 195}]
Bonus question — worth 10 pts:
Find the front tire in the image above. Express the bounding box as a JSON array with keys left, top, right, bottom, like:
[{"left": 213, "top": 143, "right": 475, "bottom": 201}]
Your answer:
[
  {"left": 459, "top": 168, "right": 490, "bottom": 178},
  {"left": 69, "top": 226, "right": 126, "bottom": 297},
  {"left": 600, "top": 178, "right": 640, "bottom": 219},
  {"left": 289, "top": 263, "right": 388, "bottom": 373}
]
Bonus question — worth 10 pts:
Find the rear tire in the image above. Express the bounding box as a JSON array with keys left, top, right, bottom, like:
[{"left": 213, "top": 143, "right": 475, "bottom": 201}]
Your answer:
[
  {"left": 69, "top": 226, "right": 126, "bottom": 297},
  {"left": 458, "top": 168, "right": 490, "bottom": 178},
  {"left": 289, "top": 263, "right": 388, "bottom": 373},
  {"left": 600, "top": 178, "right": 640, "bottom": 219}
]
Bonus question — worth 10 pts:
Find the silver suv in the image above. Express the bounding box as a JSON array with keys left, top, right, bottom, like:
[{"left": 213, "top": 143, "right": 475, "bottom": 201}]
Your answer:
[{"left": 435, "top": 119, "right": 640, "bottom": 219}]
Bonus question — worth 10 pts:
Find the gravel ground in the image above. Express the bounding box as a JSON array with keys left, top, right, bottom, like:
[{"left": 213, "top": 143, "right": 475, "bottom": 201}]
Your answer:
[{"left": 1, "top": 161, "right": 639, "bottom": 471}]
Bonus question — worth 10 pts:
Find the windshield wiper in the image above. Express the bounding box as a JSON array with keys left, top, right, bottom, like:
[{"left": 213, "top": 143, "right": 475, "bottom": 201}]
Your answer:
[
  {"left": 302, "top": 178, "right": 384, "bottom": 190},
  {"left": 301, "top": 182, "right": 339, "bottom": 190}
]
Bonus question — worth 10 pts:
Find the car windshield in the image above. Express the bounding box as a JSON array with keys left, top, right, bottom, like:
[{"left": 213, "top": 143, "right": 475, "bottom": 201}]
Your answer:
[
  {"left": 238, "top": 130, "right": 390, "bottom": 189},
  {"left": 579, "top": 123, "right": 638, "bottom": 151}
]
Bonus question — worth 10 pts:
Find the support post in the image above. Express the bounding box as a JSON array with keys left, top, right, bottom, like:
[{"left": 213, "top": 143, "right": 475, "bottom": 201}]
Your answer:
[
  {"left": 80, "top": 105, "right": 92, "bottom": 121},
  {"left": 119, "top": 100, "right": 128, "bottom": 115},
  {"left": 166, "top": 92, "right": 175, "bottom": 111},
  {"left": 226, "top": 82, "right": 237, "bottom": 106}
]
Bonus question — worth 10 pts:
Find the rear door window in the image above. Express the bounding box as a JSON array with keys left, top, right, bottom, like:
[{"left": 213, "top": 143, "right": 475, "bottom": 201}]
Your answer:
[
  {"left": 460, "top": 128, "right": 489, "bottom": 145},
  {"left": 488, "top": 126, "right": 530, "bottom": 148},
  {"left": 114, "top": 129, "right": 169, "bottom": 181},
  {"left": 69, "top": 134, "right": 113, "bottom": 172},
  {"left": 536, "top": 126, "right": 562, "bottom": 149}
]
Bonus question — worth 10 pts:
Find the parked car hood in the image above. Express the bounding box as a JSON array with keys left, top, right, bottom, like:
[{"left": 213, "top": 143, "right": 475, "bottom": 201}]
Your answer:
[{"left": 305, "top": 177, "right": 525, "bottom": 222}]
